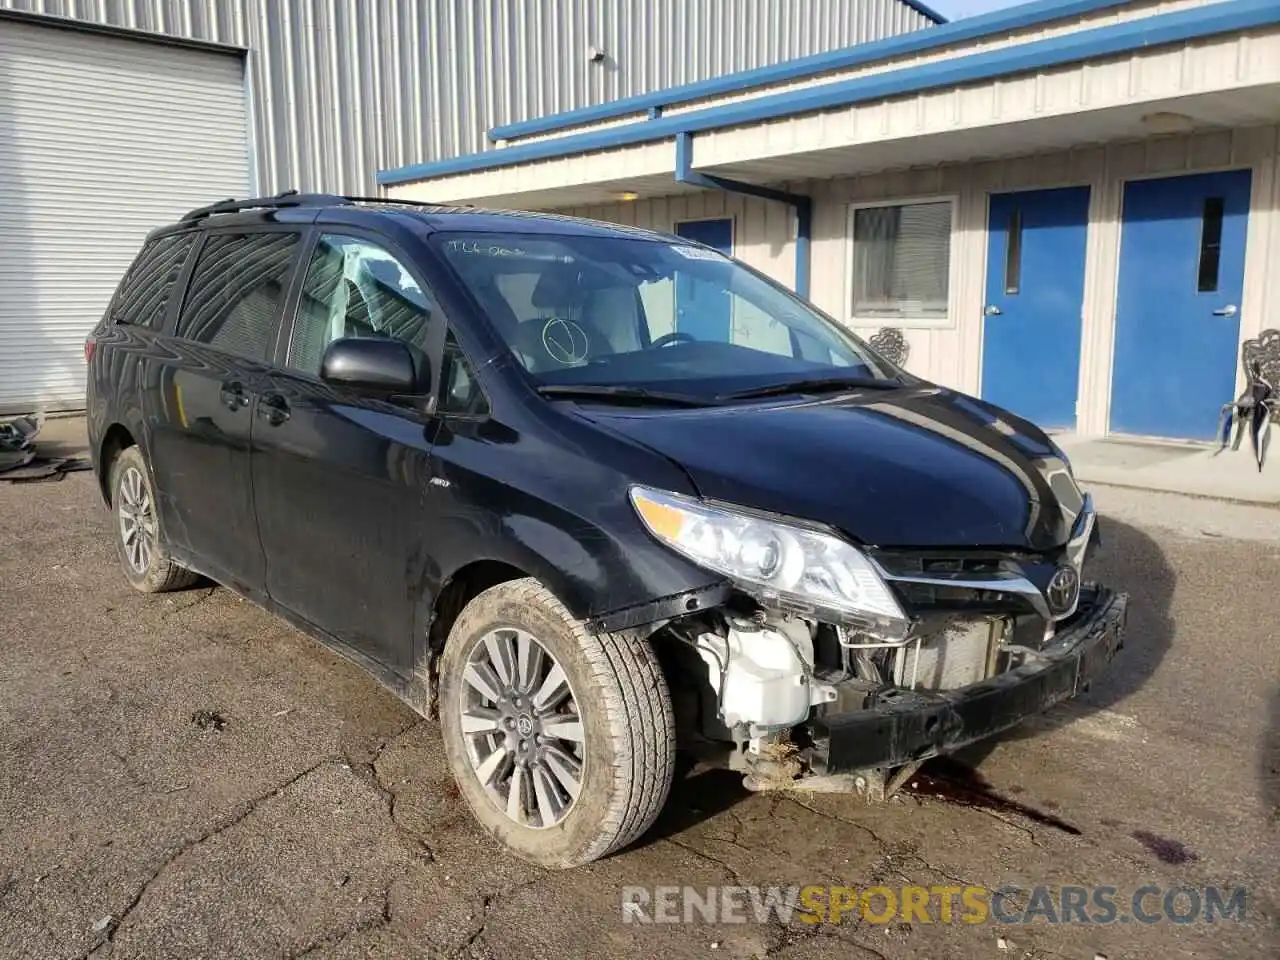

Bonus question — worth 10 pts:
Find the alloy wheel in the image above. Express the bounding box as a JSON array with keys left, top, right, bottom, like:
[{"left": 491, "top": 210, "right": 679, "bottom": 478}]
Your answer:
[
  {"left": 117, "top": 465, "right": 157, "bottom": 574},
  {"left": 459, "top": 627, "right": 585, "bottom": 828}
]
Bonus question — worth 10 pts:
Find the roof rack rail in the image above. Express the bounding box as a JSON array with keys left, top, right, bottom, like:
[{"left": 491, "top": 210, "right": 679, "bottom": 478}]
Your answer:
[
  {"left": 340, "top": 195, "right": 448, "bottom": 208},
  {"left": 180, "top": 189, "right": 349, "bottom": 222},
  {"left": 181, "top": 190, "right": 449, "bottom": 222}
]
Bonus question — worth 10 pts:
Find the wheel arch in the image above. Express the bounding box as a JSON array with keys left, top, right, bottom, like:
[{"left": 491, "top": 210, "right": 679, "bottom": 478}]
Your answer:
[
  {"left": 420, "top": 525, "right": 618, "bottom": 666},
  {"left": 97, "top": 423, "right": 137, "bottom": 505},
  {"left": 415, "top": 557, "right": 534, "bottom": 716}
]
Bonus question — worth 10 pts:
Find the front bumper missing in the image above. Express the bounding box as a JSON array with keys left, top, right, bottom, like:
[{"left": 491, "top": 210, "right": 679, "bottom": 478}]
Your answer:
[{"left": 809, "top": 586, "right": 1128, "bottom": 773}]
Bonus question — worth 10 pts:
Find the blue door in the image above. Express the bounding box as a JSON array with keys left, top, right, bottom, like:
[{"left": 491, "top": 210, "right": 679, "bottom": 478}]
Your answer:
[
  {"left": 981, "top": 186, "right": 1091, "bottom": 430},
  {"left": 1111, "top": 170, "right": 1251, "bottom": 440},
  {"left": 675, "top": 218, "right": 733, "bottom": 341}
]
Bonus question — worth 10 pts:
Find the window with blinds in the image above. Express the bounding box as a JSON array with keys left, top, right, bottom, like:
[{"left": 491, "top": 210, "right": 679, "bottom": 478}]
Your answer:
[{"left": 851, "top": 200, "right": 953, "bottom": 322}]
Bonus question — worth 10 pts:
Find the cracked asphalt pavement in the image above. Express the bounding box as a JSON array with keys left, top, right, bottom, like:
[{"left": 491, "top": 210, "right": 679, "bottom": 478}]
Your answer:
[{"left": 2, "top": 440, "right": 1278, "bottom": 958}]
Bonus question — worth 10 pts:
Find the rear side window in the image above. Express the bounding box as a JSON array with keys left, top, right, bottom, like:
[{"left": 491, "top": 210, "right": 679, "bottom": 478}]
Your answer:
[
  {"left": 177, "top": 231, "right": 300, "bottom": 359},
  {"left": 110, "top": 233, "right": 194, "bottom": 329}
]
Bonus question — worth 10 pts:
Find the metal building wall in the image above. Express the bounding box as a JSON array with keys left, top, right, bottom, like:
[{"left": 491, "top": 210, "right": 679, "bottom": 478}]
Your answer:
[{"left": 0, "top": 0, "right": 933, "bottom": 196}]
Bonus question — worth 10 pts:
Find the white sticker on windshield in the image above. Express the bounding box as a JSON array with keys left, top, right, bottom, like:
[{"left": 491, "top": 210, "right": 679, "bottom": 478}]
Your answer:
[{"left": 671, "top": 244, "right": 726, "bottom": 262}]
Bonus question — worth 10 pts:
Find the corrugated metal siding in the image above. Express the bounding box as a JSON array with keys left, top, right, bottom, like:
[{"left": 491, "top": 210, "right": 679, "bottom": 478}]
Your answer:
[
  {"left": 0, "top": 16, "right": 249, "bottom": 411},
  {"left": 556, "top": 125, "right": 1280, "bottom": 439},
  {"left": 385, "top": 6, "right": 1280, "bottom": 209},
  {"left": 0, "top": 0, "right": 931, "bottom": 196}
]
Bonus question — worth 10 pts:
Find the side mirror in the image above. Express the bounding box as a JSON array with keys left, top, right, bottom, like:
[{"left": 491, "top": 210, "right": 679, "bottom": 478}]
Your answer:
[{"left": 320, "top": 337, "right": 427, "bottom": 395}]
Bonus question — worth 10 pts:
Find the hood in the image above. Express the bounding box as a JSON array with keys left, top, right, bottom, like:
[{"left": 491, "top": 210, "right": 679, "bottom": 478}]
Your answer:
[{"left": 576, "top": 386, "right": 1084, "bottom": 551}]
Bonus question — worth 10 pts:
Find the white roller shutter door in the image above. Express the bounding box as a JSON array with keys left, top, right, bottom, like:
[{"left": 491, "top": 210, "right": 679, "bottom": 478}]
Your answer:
[{"left": 0, "top": 19, "right": 250, "bottom": 412}]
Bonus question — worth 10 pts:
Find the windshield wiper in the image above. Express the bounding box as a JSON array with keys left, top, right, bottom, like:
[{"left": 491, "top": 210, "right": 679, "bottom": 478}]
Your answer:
[
  {"left": 536, "top": 384, "right": 715, "bottom": 407},
  {"left": 716, "top": 375, "right": 901, "bottom": 401}
]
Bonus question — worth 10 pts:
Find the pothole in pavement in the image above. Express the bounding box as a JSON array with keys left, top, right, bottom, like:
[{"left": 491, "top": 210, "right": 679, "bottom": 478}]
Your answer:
[{"left": 190, "top": 708, "right": 229, "bottom": 732}]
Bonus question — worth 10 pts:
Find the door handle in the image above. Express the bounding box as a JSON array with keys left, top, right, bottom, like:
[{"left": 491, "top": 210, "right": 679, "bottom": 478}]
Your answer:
[
  {"left": 1213, "top": 304, "right": 1238, "bottom": 317},
  {"left": 257, "top": 392, "right": 291, "bottom": 426},
  {"left": 219, "top": 381, "right": 248, "bottom": 411},
  {"left": 984, "top": 304, "right": 1003, "bottom": 316}
]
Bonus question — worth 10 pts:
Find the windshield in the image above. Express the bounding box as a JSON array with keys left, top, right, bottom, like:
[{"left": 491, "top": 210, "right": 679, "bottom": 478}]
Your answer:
[{"left": 435, "top": 232, "right": 899, "bottom": 399}]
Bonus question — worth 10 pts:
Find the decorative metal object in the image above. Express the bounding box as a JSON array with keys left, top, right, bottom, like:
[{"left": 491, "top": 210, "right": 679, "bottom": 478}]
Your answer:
[
  {"left": 868, "top": 327, "right": 909, "bottom": 367},
  {"left": 1217, "top": 328, "right": 1280, "bottom": 470}
]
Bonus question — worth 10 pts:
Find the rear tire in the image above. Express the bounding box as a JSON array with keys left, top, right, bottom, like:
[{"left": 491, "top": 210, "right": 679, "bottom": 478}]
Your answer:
[
  {"left": 439, "top": 578, "right": 675, "bottom": 868},
  {"left": 109, "top": 446, "right": 200, "bottom": 594}
]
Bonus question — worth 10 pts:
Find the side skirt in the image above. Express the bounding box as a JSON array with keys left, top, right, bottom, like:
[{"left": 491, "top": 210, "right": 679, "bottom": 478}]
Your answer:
[{"left": 168, "top": 551, "right": 428, "bottom": 718}]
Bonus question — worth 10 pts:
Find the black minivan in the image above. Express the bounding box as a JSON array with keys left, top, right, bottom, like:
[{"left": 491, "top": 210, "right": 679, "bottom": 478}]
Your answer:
[{"left": 87, "top": 192, "right": 1126, "bottom": 868}]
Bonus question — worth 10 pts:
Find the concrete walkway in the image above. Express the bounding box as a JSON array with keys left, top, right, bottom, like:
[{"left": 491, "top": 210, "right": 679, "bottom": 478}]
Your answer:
[
  {"left": 1056, "top": 432, "right": 1280, "bottom": 506},
  {"left": 19, "top": 413, "right": 90, "bottom": 460}
]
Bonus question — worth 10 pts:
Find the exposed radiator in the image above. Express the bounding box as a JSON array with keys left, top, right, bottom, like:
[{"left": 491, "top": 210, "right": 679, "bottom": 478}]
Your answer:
[{"left": 895, "top": 618, "right": 1006, "bottom": 691}]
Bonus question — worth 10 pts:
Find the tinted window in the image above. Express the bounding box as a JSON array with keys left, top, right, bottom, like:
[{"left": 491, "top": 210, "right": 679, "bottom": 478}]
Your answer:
[
  {"left": 287, "top": 233, "right": 439, "bottom": 375},
  {"left": 111, "top": 233, "right": 194, "bottom": 329},
  {"left": 178, "top": 232, "right": 300, "bottom": 359}
]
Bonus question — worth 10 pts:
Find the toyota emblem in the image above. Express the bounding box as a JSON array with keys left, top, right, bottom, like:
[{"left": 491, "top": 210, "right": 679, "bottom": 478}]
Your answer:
[{"left": 1046, "top": 565, "right": 1080, "bottom": 615}]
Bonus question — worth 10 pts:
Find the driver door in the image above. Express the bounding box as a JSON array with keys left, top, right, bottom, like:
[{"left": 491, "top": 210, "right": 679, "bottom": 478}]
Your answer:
[{"left": 250, "top": 229, "right": 445, "bottom": 672}]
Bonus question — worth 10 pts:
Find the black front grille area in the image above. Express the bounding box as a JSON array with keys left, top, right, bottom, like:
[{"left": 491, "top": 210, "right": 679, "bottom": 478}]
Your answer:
[
  {"left": 872, "top": 550, "right": 1038, "bottom": 579},
  {"left": 892, "top": 581, "right": 1035, "bottom": 614},
  {"left": 871, "top": 549, "right": 1050, "bottom": 617}
]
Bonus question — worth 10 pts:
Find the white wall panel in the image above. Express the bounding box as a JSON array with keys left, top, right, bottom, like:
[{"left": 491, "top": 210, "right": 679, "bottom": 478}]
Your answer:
[
  {"left": 694, "top": 24, "right": 1280, "bottom": 169},
  {"left": 0, "top": 17, "right": 248, "bottom": 411}
]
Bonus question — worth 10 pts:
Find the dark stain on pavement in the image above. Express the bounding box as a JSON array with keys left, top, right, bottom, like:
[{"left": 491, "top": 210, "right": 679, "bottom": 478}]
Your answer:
[
  {"left": 1131, "top": 829, "right": 1198, "bottom": 865},
  {"left": 908, "top": 757, "right": 1082, "bottom": 836}
]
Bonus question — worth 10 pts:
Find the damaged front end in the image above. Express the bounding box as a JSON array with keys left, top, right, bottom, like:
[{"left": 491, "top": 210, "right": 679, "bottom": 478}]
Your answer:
[{"left": 628, "top": 485, "right": 1129, "bottom": 799}]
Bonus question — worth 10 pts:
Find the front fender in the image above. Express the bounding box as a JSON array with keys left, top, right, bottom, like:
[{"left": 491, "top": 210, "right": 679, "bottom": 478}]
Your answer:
[
  {"left": 418, "top": 494, "right": 728, "bottom": 648},
  {"left": 419, "top": 401, "right": 729, "bottom": 645}
]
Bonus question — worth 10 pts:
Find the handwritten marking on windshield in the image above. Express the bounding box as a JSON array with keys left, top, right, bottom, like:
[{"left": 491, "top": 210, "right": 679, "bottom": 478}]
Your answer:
[{"left": 446, "top": 240, "right": 527, "bottom": 257}]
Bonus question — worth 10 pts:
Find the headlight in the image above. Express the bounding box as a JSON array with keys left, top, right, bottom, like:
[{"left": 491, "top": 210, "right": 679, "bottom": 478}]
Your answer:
[{"left": 629, "top": 485, "right": 906, "bottom": 628}]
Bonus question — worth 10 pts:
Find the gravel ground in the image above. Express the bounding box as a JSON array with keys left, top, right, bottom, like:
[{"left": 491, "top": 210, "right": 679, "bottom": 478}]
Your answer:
[{"left": 1, "top": 446, "right": 1277, "bottom": 959}]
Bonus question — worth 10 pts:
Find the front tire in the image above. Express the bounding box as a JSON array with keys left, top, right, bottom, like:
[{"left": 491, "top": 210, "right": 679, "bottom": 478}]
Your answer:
[
  {"left": 439, "top": 578, "right": 675, "bottom": 868},
  {"left": 109, "top": 446, "right": 200, "bottom": 593}
]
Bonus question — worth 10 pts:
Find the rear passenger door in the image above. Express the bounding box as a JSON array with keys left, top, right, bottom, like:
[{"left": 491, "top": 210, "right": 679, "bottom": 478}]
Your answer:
[
  {"left": 147, "top": 228, "right": 303, "bottom": 598},
  {"left": 250, "top": 230, "right": 445, "bottom": 672}
]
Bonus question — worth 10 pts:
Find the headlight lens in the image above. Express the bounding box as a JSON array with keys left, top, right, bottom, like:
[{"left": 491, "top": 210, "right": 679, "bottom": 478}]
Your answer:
[{"left": 629, "top": 485, "right": 906, "bottom": 626}]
